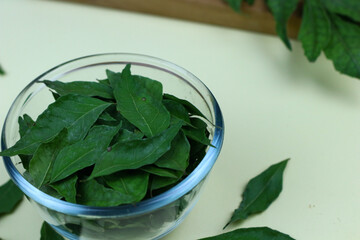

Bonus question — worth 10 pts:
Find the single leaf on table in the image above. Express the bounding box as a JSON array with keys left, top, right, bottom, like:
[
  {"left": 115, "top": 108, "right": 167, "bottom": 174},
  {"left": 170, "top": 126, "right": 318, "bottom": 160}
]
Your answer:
[
  {"left": 90, "top": 122, "right": 182, "bottom": 178},
  {"left": 163, "top": 93, "right": 207, "bottom": 119},
  {"left": 0, "top": 180, "right": 23, "bottom": 216},
  {"left": 104, "top": 170, "right": 149, "bottom": 203},
  {"left": 42, "top": 80, "right": 114, "bottom": 99},
  {"left": 40, "top": 222, "right": 64, "bottom": 240},
  {"left": 323, "top": 13, "right": 360, "bottom": 78},
  {"left": 0, "top": 94, "right": 111, "bottom": 156},
  {"left": 163, "top": 99, "right": 192, "bottom": 126},
  {"left": 77, "top": 178, "right": 142, "bottom": 207},
  {"left": 266, "top": 0, "right": 299, "bottom": 50},
  {"left": 321, "top": 0, "right": 360, "bottom": 22},
  {"left": 298, "top": 0, "right": 331, "bottom": 62},
  {"left": 198, "top": 227, "right": 295, "bottom": 240},
  {"left": 155, "top": 131, "right": 190, "bottom": 172},
  {"left": 18, "top": 114, "right": 35, "bottom": 170},
  {"left": 182, "top": 118, "right": 212, "bottom": 146},
  {"left": 113, "top": 64, "right": 170, "bottom": 137},
  {"left": 224, "top": 159, "right": 289, "bottom": 229},
  {"left": 50, "top": 124, "right": 122, "bottom": 183},
  {"left": 141, "top": 165, "right": 180, "bottom": 178},
  {"left": 50, "top": 175, "right": 78, "bottom": 203},
  {"left": 29, "top": 129, "right": 70, "bottom": 188}
]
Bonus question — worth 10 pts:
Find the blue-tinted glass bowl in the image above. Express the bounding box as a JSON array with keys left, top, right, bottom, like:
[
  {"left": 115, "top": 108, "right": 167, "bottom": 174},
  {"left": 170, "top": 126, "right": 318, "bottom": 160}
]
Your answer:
[{"left": 1, "top": 53, "right": 224, "bottom": 240}]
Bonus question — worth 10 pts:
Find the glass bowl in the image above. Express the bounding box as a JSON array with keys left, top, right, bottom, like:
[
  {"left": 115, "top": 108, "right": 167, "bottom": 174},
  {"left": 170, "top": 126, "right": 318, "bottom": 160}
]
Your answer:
[{"left": 1, "top": 53, "right": 224, "bottom": 240}]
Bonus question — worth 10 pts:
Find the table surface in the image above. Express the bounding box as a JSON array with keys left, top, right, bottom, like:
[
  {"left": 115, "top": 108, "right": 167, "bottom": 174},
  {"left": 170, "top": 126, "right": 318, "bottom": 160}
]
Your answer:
[{"left": 1, "top": 1, "right": 360, "bottom": 240}]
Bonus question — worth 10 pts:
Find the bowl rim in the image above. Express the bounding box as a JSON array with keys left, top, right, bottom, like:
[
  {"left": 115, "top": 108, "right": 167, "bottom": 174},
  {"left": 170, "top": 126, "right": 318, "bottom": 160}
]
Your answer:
[{"left": 1, "top": 53, "right": 224, "bottom": 217}]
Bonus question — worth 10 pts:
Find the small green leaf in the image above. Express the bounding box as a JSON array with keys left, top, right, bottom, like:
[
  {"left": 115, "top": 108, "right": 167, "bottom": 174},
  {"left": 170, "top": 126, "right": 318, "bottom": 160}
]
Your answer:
[
  {"left": 77, "top": 179, "right": 141, "bottom": 207},
  {"left": 113, "top": 65, "right": 170, "bottom": 137},
  {"left": 298, "top": 0, "right": 331, "bottom": 62},
  {"left": 106, "top": 69, "right": 122, "bottom": 88},
  {"left": 141, "top": 165, "right": 179, "bottom": 178},
  {"left": 50, "top": 124, "right": 122, "bottom": 183},
  {"left": 42, "top": 80, "right": 114, "bottom": 99},
  {"left": 266, "top": 0, "right": 299, "bottom": 50},
  {"left": 18, "top": 114, "right": 35, "bottom": 170},
  {"left": 199, "top": 227, "right": 295, "bottom": 240},
  {"left": 104, "top": 170, "right": 149, "bottom": 203},
  {"left": 163, "top": 93, "right": 207, "bottom": 119},
  {"left": 98, "top": 111, "right": 117, "bottom": 122},
  {"left": 224, "top": 159, "right": 289, "bottom": 229},
  {"left": 0, "top": 94, "right": 111, "bottom": 156},
  {"left": 225, "top": 0, "right": 242, "bottom": 12},
  {"left": 163, "top": 99, "right": 192, "bottom": 126},
  {"left": 323, "top": 13, "right": 360, "bottom": 78},
  {"left": 151, "top": 171, "right": 183, "bottom": 191},
  {"left": 40, "top": 222, "right": 64, "bottom": 240},
  {"left": 90, "top": 122, "right": 182, "bottom": 178},
  {"left": 0, "top": 180, "right": 23, "bottom": 216},
  {"left": 23, "top": 171, "right": 63, "bottom": 199},
  {"left": 50, "top": 175, "right": 78, "bottom": 203},
  {"left": 321, "top": 0, "right": 360, "bottom": 22},
  {"left": 182, "top": 118, "right": 212, "bottom": 146},
  {"left": 29, "top": 129, "right": 70, "bottom": 188},
  {"left": 155, "top": 131, "right": 190, "bottom": 172}
]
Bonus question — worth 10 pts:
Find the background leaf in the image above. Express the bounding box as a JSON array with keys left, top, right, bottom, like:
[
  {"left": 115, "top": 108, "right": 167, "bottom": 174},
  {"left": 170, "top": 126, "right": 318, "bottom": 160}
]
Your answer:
[
  {"left": 298, "top": 0, "right": 331, "bottom": 62},
  {"left": 266, "top": 0, "right": 299, "bottom": 50},
  {"left": 199, "top": 227, "right": 295, "bottom": 240},
  {"left": 323, "top": 13, "right": 360, "bottom": 78},
  {"left": 224, "top": 159, "right": 289, "bottom": 229},
  {"left": 0, "top": 180, "right": 23, "bottom": 216},
  {"left": 40, "top": 222, "right": 64, "bottom": 240},
  {"left": 321, "top": 0, "right": 360, "bottom": 22}
]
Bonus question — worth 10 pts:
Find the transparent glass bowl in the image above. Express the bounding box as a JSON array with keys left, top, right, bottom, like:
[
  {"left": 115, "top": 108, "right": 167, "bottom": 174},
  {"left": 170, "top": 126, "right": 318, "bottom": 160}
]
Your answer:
[{"left": 1, "top": 53, "right": 224, "bottom": 240}]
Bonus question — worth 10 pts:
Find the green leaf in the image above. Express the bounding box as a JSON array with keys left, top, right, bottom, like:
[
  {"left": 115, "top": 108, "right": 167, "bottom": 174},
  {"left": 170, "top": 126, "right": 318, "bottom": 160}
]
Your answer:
[
  {"left": 77, "top": 178, "right": 142, "bottom": 207},
  {"left": 163, "top": 99, "right": 192, "bottom": 126},
  {"left": 321, "top": 0, "right": 360, "bottom": 22},
  {"left": 106, "top": 69, "right": 122, "bottom": 88},
  {"left": 114, "top": 64, "right": 170, "bottom": 137},
  {"left": 42, "top": 80, "right": 114, "bottom": 99},
  {"left": 90, "top": 122, "right": 182, "bottom": 178},
  {"left": 198, "top": 227, "right": 295, "bottom": 240},
  {"left": 18, "top": 114, "right": 35, "bottom": 170},
  {"left": 225, "top": 0, "right": 242, "bottom": 12},
  {"left": 151, "top": 171, "right": 183, "bottom": 191},
  {"left": 224, "top": 159, "right": 289, "bottom": 229},
  {"left": 29, "top": 129, "right": 70, "bottom": 188},
  {"left": 23, "top": 171, "right": 63, "bottom": 199},
  {"left": 50, "top": 124, "right": 122, "bottom": 183},
  {"left": 298, "top": 0, "right": 331, "bottom": 62},
  {"left": 0, "top": 64, "right": 5, "bottom": 75},
  {"left": 40, "top": 222, "right": 64, "bottom": 240},
  {"left": 155, "top": 131, "right": 190, "bottom": 172},
  {"left": 0, "top": 180, "right": 23, "bottom": 216},
  {"left": 98, "top": 111, "right": 117, "bottom": 122},
  {"left": 323, "top": 13, "right": 360, "bottom": 78},
  {"left": 50, "top": 175, "right": 78, "bottom": 203},
  {"left": 0, "top": 94, "right": 111, "bottom": 156},
  {"left": 266, "top": 0, "right": 299, "bottom": 50},
  {"left": 104, "top": 170, "right": 149, "bottom": 203},
  {"left": 163, "top": 93, "right": 207, "bottom": 119},
  {"left": 141, "top": 165, "right": 179, "bottom": 178},
  {"left": 182, "top": 118, "right": 212, "bottom": 146}
]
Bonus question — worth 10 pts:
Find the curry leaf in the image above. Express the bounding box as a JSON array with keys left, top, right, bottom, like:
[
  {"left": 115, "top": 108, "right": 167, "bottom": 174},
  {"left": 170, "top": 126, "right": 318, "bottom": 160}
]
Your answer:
[
  {"left": 50, "top": 124, "right": 122, "bottom": 183},
  {"left": 40, "top": 222, "right": 64, "bottom": 240},
  {"left": 50, "top": 175, "right": 78, "bottom": 203},
  {"left": 298, "top": 0, "right": 331, "bottom": 62},
  {"left": 0, "top": 94, "right": 111, "bottom": 156},
  {"left": 266, "top": 0, "right": 299, "bottom": 50},
  {"left": 151, "top": 171, "right": 183, "bottom": 191},
  {"left": 42, "top": 80, "right": 114, "bottom": 99},
  {"left": 321, "top": 0, "right": 360, "bottom": 22},
  {"left": 155, "top": 131, "right": 190, "bottom": 172},
  {"left": 182, "top": 118, "right": 212, "bottom": 146},
  {"left": 29, "top": 129, "right": 70, "bottom": 188},
  {"left": 0, "top": 180, "right": 23, "bottom": 216},
  {"left": 224, "top": 159, "right": 289, "bottom": 229},
  {"left": 113, "top": 65, "right": 170, "bottom": 137},
  {"left": 225, "top": 0, "right": 242, "bottom": 12},
  {"left": 104, "top": 170, "right": 149, "bottom": 203},
  {"left": 163, "top": 93, "right": 207, "bottom": 119},
  {"left": 141, "top": 165, "right": 179, "bottom": 178},
  {"left": 105, "top": 69, "right": 122, "bottom": 88},
  {"left": 77, "top": 179, "right": 141, "bottom": 207},
  {"left": 18, "top": 114, "right": 35, "bottom": 170},
  {"left": 163, "top": 99, "right": 192, "bottom": 126},
  {"left": 90, "top": 122, "right": 182, "bottom": 178},
  {"left": 199, "top": 227, "right": 295, "bottom": 240},
  {"left": 323, "top": 13, "right": 360, "bottom": 78}
]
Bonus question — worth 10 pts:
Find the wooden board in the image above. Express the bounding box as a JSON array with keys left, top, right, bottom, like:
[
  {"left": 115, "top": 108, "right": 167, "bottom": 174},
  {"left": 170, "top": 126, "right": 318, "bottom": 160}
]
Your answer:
[{"left": 54, "top": 0, "right": 302, "bottom": 38}]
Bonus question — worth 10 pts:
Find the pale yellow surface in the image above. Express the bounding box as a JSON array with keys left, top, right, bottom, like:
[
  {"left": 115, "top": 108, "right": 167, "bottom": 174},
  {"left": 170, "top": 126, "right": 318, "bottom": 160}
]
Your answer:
[{"left": 1, "top": 1, "right": 360, "bottom": 240}]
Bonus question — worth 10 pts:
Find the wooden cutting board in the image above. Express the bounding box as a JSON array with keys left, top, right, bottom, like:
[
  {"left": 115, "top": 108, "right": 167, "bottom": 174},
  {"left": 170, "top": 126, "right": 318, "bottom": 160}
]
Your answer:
[{"left": 54, "top": 0, "right": 302, "bottom": 38}]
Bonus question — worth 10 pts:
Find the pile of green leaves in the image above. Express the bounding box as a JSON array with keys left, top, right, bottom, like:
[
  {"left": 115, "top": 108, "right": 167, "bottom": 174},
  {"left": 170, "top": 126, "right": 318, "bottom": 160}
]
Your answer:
[
  {"left": 226, "top": 0, "right": 360, "bottom": 79},
  {"left": 0, "top": 64, "right": 211, "bottom": 207}
]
